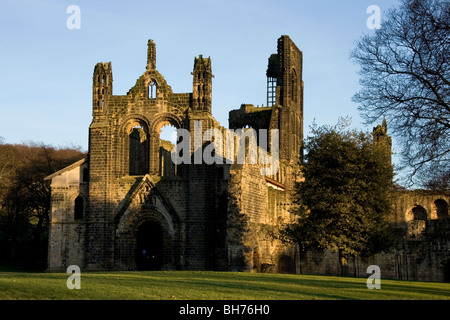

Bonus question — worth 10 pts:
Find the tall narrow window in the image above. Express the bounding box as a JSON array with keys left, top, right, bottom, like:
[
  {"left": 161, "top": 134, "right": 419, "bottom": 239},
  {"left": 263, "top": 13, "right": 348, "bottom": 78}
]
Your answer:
[
  {"left": 159, "top": 123, "right": 177, "bottom": 176},
  {"left": 82, "top": 168, "right": 89, "bottom": 182},
  {"left": 267, "top": 77, "right": 277, "bottom": 106},
  {"left": 435, "top": 199, "right": 449, "bottom": 219},
  {"left": 74, "top": 196, "right": 84, "bottom": 220},
  {"left": 290, "top": 69, "right": 298, "bottom": 103},
  {"left": 148, "top": 80, "right": 157, "bottom": 99},
  {"left": 129, "top": 126, "right": 149, "bottom": 175}
]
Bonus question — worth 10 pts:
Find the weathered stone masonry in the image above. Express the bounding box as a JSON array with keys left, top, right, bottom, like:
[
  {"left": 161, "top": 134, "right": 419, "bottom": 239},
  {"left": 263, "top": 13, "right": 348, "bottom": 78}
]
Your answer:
[
  {"left": 45, "top": 35, "right": 450, "bottom": 281},
  {"left": 46, "top": 36, "right": 302, "bottom": 273}
]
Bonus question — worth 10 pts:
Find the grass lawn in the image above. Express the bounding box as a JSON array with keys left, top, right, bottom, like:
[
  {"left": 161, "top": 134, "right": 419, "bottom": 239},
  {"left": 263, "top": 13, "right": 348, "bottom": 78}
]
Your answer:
[{"left": 0, "top": 269, "right": 449, "bottom": 300}]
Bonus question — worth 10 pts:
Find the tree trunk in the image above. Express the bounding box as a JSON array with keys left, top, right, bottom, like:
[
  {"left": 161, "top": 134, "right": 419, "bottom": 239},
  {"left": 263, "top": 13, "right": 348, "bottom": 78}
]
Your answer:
[{"left": 339, "top": 249, "right": 349, "bottom": 276}]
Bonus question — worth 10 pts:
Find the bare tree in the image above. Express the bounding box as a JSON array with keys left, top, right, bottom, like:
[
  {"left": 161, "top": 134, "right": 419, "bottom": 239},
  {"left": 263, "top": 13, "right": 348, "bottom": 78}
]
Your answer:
[
  {"left": 351, "top": 0, "right": 450, "bottom": 187},
  {"left": 0, "top": 141, "right": 86, "bottom": 267}
]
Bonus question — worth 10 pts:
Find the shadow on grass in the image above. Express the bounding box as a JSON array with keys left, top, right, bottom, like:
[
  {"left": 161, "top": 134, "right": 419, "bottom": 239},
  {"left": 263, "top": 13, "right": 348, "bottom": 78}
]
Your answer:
[
  {"left": 122, "top": 272, "right": 450, "bottom": 300},
  {"left": 1, "top": 270, "right": 449, "bottom": 300},
  {"left": 89, "top": 272, "right": 371, "bottom": 300},
  {"left": 0, "top": 263, "right": 44, "bottom": 273}
]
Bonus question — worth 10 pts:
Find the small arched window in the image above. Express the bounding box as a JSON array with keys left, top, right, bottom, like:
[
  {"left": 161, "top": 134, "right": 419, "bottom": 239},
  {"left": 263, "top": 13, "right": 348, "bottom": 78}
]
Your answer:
[
  {"left": 74, "top": 195, "right": 84, "bottom": 220},
  {"left": 148, "top": 79, "right": 157, "bottom": 99},
  {"left": 407, "top": 205, "right": 427, "bottom": 239},
  {"left": 435, "top": 199, "right": 449, "bottom": 219}
]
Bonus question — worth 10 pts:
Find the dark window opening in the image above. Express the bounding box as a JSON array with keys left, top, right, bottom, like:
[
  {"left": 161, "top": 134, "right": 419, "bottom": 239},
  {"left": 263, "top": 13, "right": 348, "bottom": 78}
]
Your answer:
[
  {"left": 129, "top": 126, "right": 149, "bottom": 175},
  {"left": 74, "top": 196, "right": 84, "bottom": 220},
  {"left": 435, "top": 199, "right": 449, "bottom": 219},
  {"left": 412, "top": 205, "right": 427, "bottom": 220},
  {"left": 82, "top": 168, "right": 88, "bottom": 182}
]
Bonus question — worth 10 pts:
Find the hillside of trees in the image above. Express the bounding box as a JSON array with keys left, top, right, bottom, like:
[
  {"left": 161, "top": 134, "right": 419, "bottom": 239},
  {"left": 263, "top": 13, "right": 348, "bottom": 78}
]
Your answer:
[{"left": 0, "top": 138, "right": 86, "bottom": 270}]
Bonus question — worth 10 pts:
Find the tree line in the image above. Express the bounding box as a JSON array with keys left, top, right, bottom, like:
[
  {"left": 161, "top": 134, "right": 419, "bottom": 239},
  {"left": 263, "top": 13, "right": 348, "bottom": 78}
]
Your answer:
[{"left": 0, "top": 137, "right": 85, "bottom": 270}]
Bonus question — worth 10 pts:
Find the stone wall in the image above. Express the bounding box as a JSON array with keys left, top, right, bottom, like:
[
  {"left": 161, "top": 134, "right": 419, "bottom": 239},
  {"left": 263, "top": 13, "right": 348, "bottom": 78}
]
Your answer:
[{"left": 296, "top": 192, "right": 450, "bottom": 282}]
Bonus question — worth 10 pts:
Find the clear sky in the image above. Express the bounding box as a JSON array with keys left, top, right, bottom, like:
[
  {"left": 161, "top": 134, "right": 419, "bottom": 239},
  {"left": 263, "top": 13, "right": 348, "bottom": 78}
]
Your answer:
[{"left": 0, "top": 0, "right": 401, "bottom": 153}]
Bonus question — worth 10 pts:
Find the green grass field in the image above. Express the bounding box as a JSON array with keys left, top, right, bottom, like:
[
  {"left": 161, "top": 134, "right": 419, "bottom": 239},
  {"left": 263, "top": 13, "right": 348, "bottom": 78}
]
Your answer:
[{"left": 1, "top": 269, "right": 449, "bottom": 300}]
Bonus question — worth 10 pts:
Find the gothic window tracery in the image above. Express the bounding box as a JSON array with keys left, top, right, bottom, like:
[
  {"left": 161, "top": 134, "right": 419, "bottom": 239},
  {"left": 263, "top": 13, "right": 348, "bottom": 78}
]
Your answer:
[{"left": 148, "top": 79, "right": 158, "bottom": 99}]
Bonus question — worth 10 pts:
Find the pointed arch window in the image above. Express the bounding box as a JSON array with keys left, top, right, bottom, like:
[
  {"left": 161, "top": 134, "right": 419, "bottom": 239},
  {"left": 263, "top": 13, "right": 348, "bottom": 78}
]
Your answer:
[
  {"left": 435, "top": 199, "right": 449, "bottom": 219},
  {"left": 74, "top": 195, "right": 84, "bottom": 220},
  {"left": 129, "top": 124, "right": 149, "bottom": 175},
  {"left": 148, "top": 79, "right": 158, "bottom": 99}
]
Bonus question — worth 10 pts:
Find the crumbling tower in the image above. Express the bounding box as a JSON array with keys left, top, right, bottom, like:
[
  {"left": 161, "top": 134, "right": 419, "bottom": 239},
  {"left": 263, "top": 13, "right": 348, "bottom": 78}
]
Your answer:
[
  {"left": 92, "top": 62, "right": 112, "bottom": 117},
  {"left": 192, "top": 55, "right": 213, "bottom": 113},
  {"left": 266, "top": 35, "right": 304, "bottom": 163}
]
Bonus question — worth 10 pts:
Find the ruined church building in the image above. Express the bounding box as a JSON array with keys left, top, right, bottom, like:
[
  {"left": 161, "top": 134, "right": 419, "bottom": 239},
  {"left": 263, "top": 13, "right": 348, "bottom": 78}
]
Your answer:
[{"left": 46, "top": 36, "right": 450, "bottom": 282}]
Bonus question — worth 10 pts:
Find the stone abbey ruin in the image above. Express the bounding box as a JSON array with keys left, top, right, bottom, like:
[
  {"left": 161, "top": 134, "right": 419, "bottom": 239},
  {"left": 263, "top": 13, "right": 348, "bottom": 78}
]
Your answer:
[{"left": 45, "top": 36, "right": 450, "bottom": 281}]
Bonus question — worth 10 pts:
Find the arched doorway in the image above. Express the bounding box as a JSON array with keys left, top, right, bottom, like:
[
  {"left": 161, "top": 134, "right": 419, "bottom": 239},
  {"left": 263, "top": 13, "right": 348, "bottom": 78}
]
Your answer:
[{"left": 136, "top": 221, "right": 164, "bottom": 270}]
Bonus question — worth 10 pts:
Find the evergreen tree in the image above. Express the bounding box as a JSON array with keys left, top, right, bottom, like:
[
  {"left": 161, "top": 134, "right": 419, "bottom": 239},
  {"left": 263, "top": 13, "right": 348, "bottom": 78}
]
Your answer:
[{"left": 283, "top": 119, "right": 396, "bottom": 275}]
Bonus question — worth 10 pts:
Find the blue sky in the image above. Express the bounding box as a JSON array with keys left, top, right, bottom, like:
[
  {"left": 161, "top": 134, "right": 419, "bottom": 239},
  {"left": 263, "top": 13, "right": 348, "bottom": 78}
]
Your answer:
[{"left": 0, "top": 0, "right": 400, "bottom": 154}]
